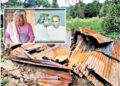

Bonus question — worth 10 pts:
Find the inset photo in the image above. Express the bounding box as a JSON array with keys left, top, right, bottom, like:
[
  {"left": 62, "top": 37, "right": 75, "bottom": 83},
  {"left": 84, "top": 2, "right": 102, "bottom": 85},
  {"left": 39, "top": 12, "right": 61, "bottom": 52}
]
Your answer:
[
  {"left": 35, "top": 9, "right": 66, "bottom": 43},
  {"left": 4, "top": 9, "right": 35, "bottom": 43}
]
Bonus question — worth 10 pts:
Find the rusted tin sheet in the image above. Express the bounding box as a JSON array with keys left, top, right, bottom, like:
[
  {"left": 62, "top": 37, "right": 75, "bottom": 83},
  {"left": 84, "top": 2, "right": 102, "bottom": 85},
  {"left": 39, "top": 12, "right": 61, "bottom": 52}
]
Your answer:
[
  {"left": 69, "top": 37, "right": 120, "bottom": 86},
  {"left": 69, "top": 28, "right": 120, "bottom": 86},
  {"left": 112, "top": 40, "right": 120, "bottom": 60},
  {"left": 8, "top": 44, "right": 72, "bottom": 86},
  {"left": 80, "top": 28, "right": 113, "bottom": 44},
  {"left": 69, "top": 51, "right": 111, "bottom": 85},
  {"left": 10, "top": 44, "right": 70, "bottom": 63},
  {"left": 8, "top": 28, "right": 120, "bottom": 86}
]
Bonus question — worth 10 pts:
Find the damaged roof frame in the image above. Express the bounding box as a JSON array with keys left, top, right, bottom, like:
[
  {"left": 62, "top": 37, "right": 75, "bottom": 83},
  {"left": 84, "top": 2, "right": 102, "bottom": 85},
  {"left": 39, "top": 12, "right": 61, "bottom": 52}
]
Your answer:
[{"left": 7, "top": 28, "right": 120, "bottom": 86}]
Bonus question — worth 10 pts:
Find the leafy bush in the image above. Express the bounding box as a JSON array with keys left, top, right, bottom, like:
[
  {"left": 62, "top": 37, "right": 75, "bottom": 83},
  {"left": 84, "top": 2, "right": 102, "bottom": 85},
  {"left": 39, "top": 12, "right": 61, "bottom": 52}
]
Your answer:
[
  {"left": 103, "top": 2, "right": 120, "bottom": 36},
  {"left": 105, "top": 32, "right": 120, "bottom": 39},
  {"left": 66, "top": 17, "right": 120, "bottom": 39},
  {"left": 99, "top": 4, "right": 107, "bottom": 17},
  {"left": 104, "top": 16, "right": 120, "bottom": 33},
  {"left": 66, "top": 12, "right": 72, "bottom": 20},
  {"left": 1, "top": 77, "right": 10, "bottom": 86},
  {"left": 5, "top": 56, "right": 11, "bottom": 60}
]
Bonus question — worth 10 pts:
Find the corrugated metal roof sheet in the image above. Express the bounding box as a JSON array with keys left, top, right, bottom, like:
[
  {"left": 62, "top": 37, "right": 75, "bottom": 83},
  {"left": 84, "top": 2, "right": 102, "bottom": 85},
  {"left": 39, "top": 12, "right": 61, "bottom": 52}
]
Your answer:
[
  {"left": 69, "top": 29, "right": 120, "bottom": 86},
  {"left": 80, "top": 28, "right": 113, "bottom": 44},
  {"left": 8, "top": 28, "right": 120, "bottom": 86}
]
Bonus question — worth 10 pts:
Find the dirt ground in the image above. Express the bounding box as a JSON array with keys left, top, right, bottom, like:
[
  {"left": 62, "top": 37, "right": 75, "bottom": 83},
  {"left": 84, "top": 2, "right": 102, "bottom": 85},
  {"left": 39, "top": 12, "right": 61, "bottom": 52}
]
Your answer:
[{"left": 1, "top": 48, "right": 93, "bottom": 86}]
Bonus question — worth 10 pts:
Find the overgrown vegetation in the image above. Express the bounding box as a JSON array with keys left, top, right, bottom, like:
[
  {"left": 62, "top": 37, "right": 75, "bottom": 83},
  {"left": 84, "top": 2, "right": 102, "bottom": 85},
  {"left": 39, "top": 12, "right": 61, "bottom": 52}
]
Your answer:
[
  {"left": 1, "top": 77, "right": 10, "bottom": 86},
  {"left": 1, "top": 0, "right": 59, "bottom": 10},
  {"left": 1, "top": 0, "right": 120, "bottom": 39},
  {"left": 70, "top": 1, "right": 85, "bottom": 18},
  {"left": 67, "top": 0, "right": 120, "bottom": 39},
  {"left": 103, "top": 1, "right": 120, "bottom": 34},
  {"left": 51, "top": 0, "right": 59, "bottom": 8},
  {"left": 66, "top": 17, "right": 104, "bottom": 33},
  {"left": 1, "top": 0, "right": 51, "bottom": 8},
  {"left": 5, "top": 56, "right": 11, "bottom": 60}
]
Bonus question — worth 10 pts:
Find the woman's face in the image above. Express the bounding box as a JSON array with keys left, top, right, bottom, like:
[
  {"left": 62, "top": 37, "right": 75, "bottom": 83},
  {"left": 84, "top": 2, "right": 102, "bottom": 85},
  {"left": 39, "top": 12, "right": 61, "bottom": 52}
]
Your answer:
[
  {"left": 43, "top": 19, "right": 50, "bottom": 27},
  {"left": 15, "top": 14, "right": 24, "bottom": 27}
]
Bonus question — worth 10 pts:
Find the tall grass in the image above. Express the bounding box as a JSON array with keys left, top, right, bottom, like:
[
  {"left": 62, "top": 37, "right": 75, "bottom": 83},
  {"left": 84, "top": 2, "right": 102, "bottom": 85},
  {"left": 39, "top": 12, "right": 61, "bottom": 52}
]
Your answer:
[
  {"left": 66, "top": 17, "right": 120, "bottom": 39},
  {"left": 66, "top": 17, "right": 104, "bottom": 34}
]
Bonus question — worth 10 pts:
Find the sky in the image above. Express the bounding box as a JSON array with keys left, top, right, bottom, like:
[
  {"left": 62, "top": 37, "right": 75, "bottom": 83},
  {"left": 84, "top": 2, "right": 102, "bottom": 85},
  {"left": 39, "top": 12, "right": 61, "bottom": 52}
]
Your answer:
[
  {"left": 1, "top": 0, "right": 105, "bottom": 7},
  {"left": 48, "top": 0, "right": 105, "bottom": 7}
]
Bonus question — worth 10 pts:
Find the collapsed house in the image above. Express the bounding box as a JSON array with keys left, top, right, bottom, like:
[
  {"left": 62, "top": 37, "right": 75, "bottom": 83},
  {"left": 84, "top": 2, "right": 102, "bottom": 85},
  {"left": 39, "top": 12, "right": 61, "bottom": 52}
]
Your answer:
[
  {"left": 7, "top": 28, "right": 120, "bottom": 86},
  {"left": 68, "top": 28, "right": 120, "bottom": 86}
]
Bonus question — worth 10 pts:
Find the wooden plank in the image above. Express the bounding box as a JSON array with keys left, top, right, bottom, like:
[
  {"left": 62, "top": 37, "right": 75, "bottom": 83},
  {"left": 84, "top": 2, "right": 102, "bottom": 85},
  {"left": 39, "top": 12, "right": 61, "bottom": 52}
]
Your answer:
[
  {"left": 33, "top": 46, "right": 58, "bottom": 59},
  {"left": 39, "top": 76, "right": 59, "bottom": 80},
  {"left": 19, "top": 47, "right": 34, "bottom": 59},
  {"left": 38, "top": 79, "right": 63, "bottom": 86},
  {"left": 22, "top": 44, "right": 48, "bottom": 51},
  {"left": 10, "top": 47, "right": 23, "bottom": 57},
  {"left": 70, "top": 37, "right": 84, "bottom": 58},
  {"left": 53, "top": 49, "right": 70, "bottom": 62},
  {"left": 11, "top": 58, "right": 70, "bottom": 70}
]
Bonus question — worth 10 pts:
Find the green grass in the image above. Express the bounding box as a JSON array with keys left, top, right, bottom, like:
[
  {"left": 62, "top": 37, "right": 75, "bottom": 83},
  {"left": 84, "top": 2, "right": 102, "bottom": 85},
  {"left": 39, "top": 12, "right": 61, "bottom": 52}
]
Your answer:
[
  {"left": 66, "top": 17, "right": 104, "bottom": 33},
  {"left": 5, "top": 56, "right": 11, "bottom": 60},
  {"left": 66, "top": 17, "right": 120, "bottom": 39},
  {"left": 1, "top": 77, "right": 10, "bottom": 86}
]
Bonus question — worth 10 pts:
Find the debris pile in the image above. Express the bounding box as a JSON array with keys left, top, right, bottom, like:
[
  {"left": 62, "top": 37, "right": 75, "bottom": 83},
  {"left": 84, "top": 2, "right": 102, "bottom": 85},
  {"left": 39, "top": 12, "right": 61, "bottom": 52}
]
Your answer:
[
  {"left": 5, "top": 28, "right": 120, "bottom": 86},
  {"left": 1, "top": 60, "right": 72, "bottom": 86},
  {"left": 3, "top": 44, "right": 72, "bottom": 86},
  {"left": 69, "top": 28, "right": 120, "bottom": 86}
]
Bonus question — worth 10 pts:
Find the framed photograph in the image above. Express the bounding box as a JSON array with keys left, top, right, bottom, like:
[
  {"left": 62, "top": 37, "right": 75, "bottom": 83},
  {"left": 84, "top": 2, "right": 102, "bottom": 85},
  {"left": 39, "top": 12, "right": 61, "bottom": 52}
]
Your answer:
[{"left": 35, "top": 9, "right": 66, "bottom": 43}]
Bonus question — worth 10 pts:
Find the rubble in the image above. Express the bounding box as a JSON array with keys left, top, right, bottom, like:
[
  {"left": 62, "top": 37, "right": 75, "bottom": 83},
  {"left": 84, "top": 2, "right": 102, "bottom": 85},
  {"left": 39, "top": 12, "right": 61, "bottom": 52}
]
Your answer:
[
  {"left": 8, "top": 69, "right": 21, "bottom": 78},
  {"left": 1, "top": 59, "right": 72, "bottom": 86},
  {"left": 4, "top": 28, "right": 120, "bottom": 86},
  {"left": 4, "top": 78, "right": 19, "bottom": 86},
  {"left": 1, "top": 60, "right": 18, "bottom": 71},
  {"left": 69, "top": 28, "right": 120, "bottom": 86}
]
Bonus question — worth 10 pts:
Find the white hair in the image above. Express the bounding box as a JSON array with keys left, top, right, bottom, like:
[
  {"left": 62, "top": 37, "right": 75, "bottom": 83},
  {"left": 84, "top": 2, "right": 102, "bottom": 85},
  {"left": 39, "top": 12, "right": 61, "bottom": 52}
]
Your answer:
[{"left": 13, "top": 10, "right": 27, "bottom": 22}]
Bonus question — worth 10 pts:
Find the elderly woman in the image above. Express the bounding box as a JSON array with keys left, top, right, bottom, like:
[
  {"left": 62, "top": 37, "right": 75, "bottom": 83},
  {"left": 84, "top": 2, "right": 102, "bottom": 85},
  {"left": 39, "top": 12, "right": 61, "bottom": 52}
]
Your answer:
[{"left": 5, "top": 10, "right": 35, "bottom": 43}]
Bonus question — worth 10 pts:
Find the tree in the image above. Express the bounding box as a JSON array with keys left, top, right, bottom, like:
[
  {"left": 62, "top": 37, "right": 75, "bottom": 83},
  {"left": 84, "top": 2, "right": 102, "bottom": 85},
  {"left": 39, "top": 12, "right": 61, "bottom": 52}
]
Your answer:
[
  {"left": 51, "top": 0, "right": 59, "bottom": 8},
  {"left": 84, "top": 0, "right": 102, "bottom": 17},
  {"left": 23, "top": 0, "right": 36, "bottom": 8},
  {"left": 40, "top": 0, "right": 51, "bottom": 8},
  {"left": 103, "top": 1, "right": 120, "bottom": 35},
  {"left": 70, "top": 1, "right": 85, "bottom": 18},
  {"left": 23, "top": 0, "right": 50, "bottom": 8},
  {"left": 1, "top": 0, "right": 25, "bottom": 10},
  {"left": 99, "top": 4, "right": 107, "bottom": 17},
  {"left": 1, "top": 0, "right": 51, "bottom": 9},
  {"left": 6, "top": 0, "right": 22, "bottom": 8}
]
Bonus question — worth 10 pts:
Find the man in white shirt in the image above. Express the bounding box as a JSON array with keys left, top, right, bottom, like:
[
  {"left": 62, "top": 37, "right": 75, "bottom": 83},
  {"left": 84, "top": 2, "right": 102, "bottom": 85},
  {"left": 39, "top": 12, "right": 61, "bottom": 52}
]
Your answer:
[
  {"left": 48, "top": 15, "right": 66, "bottom": 42},
  {"left": 35, "top": 13, "right": 51, "bottom": 42}
]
